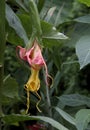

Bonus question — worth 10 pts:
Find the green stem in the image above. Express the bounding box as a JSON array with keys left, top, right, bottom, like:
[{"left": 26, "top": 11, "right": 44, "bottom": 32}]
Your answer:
[
  {"left": 43, "top": 68, "right": 54, "bottom": 129},
  {"left": 45, "top": 85, "right": 54, "bottom": 130},
  {"left": 0, "top": 0, "right": 5, "bottom": 118},
  {"left": 46, "top": 86, "right": 54, "bottom": 130},
  {"left": 28, "top": 0, "right": 42, "bottom": 43},
  {"left": 45, "top": 86, "right": 52, "bottom": 117}
]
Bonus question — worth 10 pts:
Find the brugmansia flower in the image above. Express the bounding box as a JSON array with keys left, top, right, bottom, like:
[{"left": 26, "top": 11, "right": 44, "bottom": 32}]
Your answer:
[{"left": 17, "top": 40, "right": 52, "bottom": 113}]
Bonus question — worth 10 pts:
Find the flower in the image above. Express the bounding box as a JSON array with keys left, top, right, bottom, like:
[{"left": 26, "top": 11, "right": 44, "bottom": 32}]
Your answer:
[
  {"left": 26, "top": 41, "right": 45, "bottom": 69},
  {"left": 25, "top": 68, "right": 41, "bottom": 113},
  {"left": 17, "top": 40, "right": 52, "bottom": 113},
  {"left": 17, "top": 40, "right": 45, "bottom": 69},
  {"left": 25, "top": 68, "right": 40, "bottom": 92}
]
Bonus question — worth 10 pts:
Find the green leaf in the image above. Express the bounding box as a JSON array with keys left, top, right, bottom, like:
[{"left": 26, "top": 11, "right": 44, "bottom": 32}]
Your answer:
[
  {"left": 57, "top": 94, "right": 90, "bottom": 107},
  {"left": 37, "top": 0, "right": 45, "bottom": 13},
  {"left": 78, "top": 0, "right": 90, "bottom": 7},
  {"left": 75, "top": 14, "right": 90, "bottom": 24},
  {"left": 17, "top": 14, "right": 32, "bottom": 37},
  {"left": 0, "top": 0, "right": 5, "bottom": 63},
  {"left": 0, "top": 0, "right": 5, "bottom": 106},
  {"left": 54, "top": 3, "right": 64, "bottom": 26},
  {"left": 42, "top": 39, "right": 65, "bottom": 48},
  {"left": 76, "top": 35, "right": 90, "bottom": 69},
  {"left": 3, "top": 76, "right": 19, "bottom": 99},
  {"left": 18, "top": 15, "right": 68, "bottom": 42},
  {"left": 45, "top": 6, "right": 56, "bottom": 22},
  {"left": 67, "top": 23, "right": 90, "bottom": 48},
  {"left": 6, "top": 13, "right": 67, "bottom": 47},
  {"left": 40, "top": 0, "right": 73, "bottom": 25},
  {"left": 6, "top": 22, "right": 24, "bottom": 46},
  {"left": 50, "top": 71, "right": 61, "bottom": 95},
  {"left": 75, "top": 109, "right": 90, "bottom": 130},
  {"left": 2, "top": 114, "right": 69, "bottom": 130},
  {"left": 15, "top": 0, "right": 28, "bottom": 12},
  {"left": 42, "top": 21, "right": 68, "bottom": 40},
  {"left": 0, "top": 76, "right": 19, "bottom": 105},
  {"left": 28, "top": 0, "right": 42, "bottom": 38},
  {"left": 18, "top": 13, "right": 67, "bottom": 41},
  {"left": 54, "top": 107, "right": 75, "bottom": 125},
  {"left": 6, "top": 4, "right": 29, "bottom": 45}
]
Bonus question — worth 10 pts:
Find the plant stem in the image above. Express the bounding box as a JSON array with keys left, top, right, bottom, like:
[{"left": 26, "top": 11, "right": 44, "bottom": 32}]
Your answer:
[
  {"left": 0, "top": 0, "right": 5, "bottom": 129},
  {"left": 43, "top": 67, "right": 54, "bottom": 130},
  {"left": 45, "top": 86, "right": 52, "bottom": 117},
  {"left": 45, "top": 85, "right": 54, "bottom": 130}
]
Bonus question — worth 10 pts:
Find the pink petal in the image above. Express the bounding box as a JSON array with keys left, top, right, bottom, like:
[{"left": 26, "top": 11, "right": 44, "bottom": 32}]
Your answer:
[
  {"left": 17, "top": 46, "right": 27, "bottom": 61},
  {"left": 26, "top": 42, "right": 45, "bottom": 68}
]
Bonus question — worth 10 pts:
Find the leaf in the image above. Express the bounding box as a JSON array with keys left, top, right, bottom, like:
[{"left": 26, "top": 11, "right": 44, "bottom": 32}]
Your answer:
[
  {"left": 78, "top": 0, "right": 90, "bottom": 7},
  {"left": 15, "top": 0, "right": 28, "bottom": 12},
  {"left": 42, "top": 21, "right": 68, "bottom": 40},
  {"left": 6, "top": 13, "right": 67, "bottom": 47},
  {"left": 0, "top": 0, "right": 5, "bottom": 105},
  {"left": 6, "top": 4, "right": 29, "bottom": 45},
  {"left": 37, "top": 0, "right": 45, "bottom": 13},
  {"left": 2, "top": 114, "right": 69, "bottom": 130},
  {"left": 18, "top": 15, "right": 68, "bottom": 41},
  {"left": 75, "top": 14, "right": 90, "bottom": 24},
  {"left": 54, "top": 3, "right": 64, "bottom": 26},
  {"left": 45, "top": 6, "right": 56, "bottom": 22},
  {"left": 6, "top": 22, "right": 24, "bottom": 46},
  {"left": 0, "top": 76, "right": 19, "bottom": 105},
  {"left": 75, "top": 109, "right": 90, "bottom": 130},
  {"left": 40, "top": 0, "right": 73, "bottom": 25},
  {"left": 28, "top": 0, "right": 42, "bottom": 37},
  {"left": 67, "top": 23, "right": 90, "bottom": 48},
  {"left": 57, "top": 94, "right": 90, "bottom": 107},
  {"left": 3, "top": 76, "right": 19, "bottom": 99},
  {"left": 50, "top": 71, "right": 61, "bottom": 95},
  {"left": 76, "top": 35, "right": 90, "bottom": 69},
  {"left": 54, "top": 107, "right": 76, "bottom": 125}
]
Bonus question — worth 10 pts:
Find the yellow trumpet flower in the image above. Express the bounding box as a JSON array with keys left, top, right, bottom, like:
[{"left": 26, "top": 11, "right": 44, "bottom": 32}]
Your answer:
[{"left": 25, "top": 68, "right": 41, "bottom": 113}]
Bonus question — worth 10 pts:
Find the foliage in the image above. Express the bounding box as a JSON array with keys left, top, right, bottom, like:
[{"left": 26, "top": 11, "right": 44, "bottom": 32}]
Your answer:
[
  {"left": 78, "top": 0, "right": 90, "bottom": 7},
  {"left": 0, "top": 0, "right": 90, "bottom": 130}
]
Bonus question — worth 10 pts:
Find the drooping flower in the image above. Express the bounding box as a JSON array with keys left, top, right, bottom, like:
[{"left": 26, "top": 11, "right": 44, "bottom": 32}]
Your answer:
[
  {"left": 17, "top": 40, "right": 52, "bottom": 113},
  {"left": 25, "top": 68, "right": 41, "bottom": 113},
  {"left": 17, "top": 40, "right": 45, "bottom": 69}
]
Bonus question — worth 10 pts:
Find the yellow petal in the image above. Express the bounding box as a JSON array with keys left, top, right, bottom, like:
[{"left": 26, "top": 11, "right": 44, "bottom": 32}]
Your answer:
[
  {"left": 25, "top": 68, "right": 40, "bottom": 92},
  {"left": 25, "top": 68, "right": 41, "bottom": 113}
]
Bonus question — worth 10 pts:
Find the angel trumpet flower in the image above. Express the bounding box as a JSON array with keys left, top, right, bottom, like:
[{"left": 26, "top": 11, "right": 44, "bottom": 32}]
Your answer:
[{"left": 17, "top": 40, "right": 52, "bottom": 113}]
